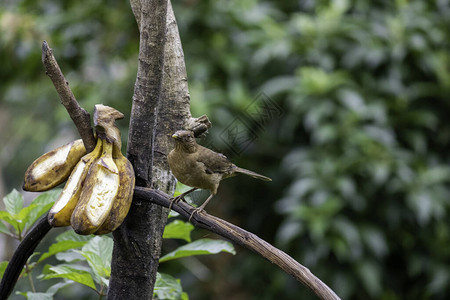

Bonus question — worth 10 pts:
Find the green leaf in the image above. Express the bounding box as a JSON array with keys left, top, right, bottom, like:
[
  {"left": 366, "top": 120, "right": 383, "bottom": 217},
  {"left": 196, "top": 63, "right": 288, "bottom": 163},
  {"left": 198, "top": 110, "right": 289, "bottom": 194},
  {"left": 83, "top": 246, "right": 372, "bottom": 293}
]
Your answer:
[
  {"left": 0, "top": 220, "right": 11, "bottom": 236},
  {"left": 56, "top": 229, "right": 93, "bottom": 242},
  {"left": 163, "top": 220, "right": 194, "bottom": 242},
  {"left": 75, "top": 250, "right": 109, "bottom": 282},
  {"left": 38, "top": 240, "right": 87, "bottom": 263},
  {"left": 154, "top": 273, "right": 187, "bottom": 300},
  {"left": 40, "top": 265, "right": 96, "bottom": 290},
  {"left": 16, "top": 292, "right": 53, "bottom": 300},
  {"left": 23, "top": 189, "right": 62, "bottom": 232},
  {"left": 160, "top": 238, "right": 236, "bottom": 263},
  {"left": 0, "top": 261, "right": 8, "bottom": 279},
  {"left": 15, "top": 203, "right": 39, "bottom": 233},
  {"left": 55, "top": 251, "right": 85, "bottom": 263},
  {"left": 0, "top": 211, "right": 20, "bottom": 234},
  {"left": 81, "top": 236, "right": 113, "bottom": 267},
  {"left": 76, "top": 236, "right": 113, "bottom": 283},
  {"left": 5, "top": 189, "right": 62, "bottom": 234},
  {"left": 168, "top": 210, "right": 180, "bottom": 218},
  {"left": 24, "top": 202, "right": 55, "bottom": 232},
  {"left": 3, "top": 189, "right": 23, "bottom": 215},
  {"left": 33, "top": 189, "right": 62, "bottom": 206},
  {"left": 174, "top": 182, "right": 192, "bottom": 196},
  {"left": 46, "top": 280, "right": 73, "bottom": 294}
]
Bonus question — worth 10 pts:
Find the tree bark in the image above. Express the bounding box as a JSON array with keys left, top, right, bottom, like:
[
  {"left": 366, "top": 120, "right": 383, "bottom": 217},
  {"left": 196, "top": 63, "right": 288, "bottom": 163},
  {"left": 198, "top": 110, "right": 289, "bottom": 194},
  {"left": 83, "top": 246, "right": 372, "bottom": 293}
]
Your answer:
[{"left": 108, "top": 1, "right": 199, "bottom": 298}]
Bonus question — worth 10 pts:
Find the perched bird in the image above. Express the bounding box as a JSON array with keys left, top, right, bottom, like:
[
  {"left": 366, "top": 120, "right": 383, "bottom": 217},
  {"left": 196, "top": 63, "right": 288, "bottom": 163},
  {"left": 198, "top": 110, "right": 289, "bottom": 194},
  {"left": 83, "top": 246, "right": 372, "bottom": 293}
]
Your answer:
[{"left": 167, "top": 130, "right": 272, "bottom": 217}]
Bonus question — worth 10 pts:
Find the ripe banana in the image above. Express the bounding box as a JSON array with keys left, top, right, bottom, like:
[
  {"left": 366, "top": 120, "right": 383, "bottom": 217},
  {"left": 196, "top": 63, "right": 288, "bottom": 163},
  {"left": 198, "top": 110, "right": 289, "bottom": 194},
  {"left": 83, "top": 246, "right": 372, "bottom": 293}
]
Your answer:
[
  {"left": 94, "top": 140, "right": 135, "bottom": 235},
  {"left": 71, "top": 137, "right": 120, "bottom": 235},
  {"left": 47, "top": 138, "right": 102, "bottom": 227},
  {"left": 23, "top": 104, "right": 135, "bottom": 235},
  {"left": 23, "top": 139, "right": 86, "bottom": 192}
]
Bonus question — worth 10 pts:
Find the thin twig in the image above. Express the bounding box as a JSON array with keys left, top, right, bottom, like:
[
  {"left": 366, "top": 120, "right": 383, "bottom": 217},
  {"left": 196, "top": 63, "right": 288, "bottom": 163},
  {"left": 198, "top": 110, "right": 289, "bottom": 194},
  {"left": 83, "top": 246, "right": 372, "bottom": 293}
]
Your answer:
[
  {"left": 41, "top": 41, "right": 96, "bottom": 152},
  {"left": 134, "top": 187, "right": 341, "bottom": 300},
  {"left": 25, "top": 263, "right": 36, "bottom": 293}
]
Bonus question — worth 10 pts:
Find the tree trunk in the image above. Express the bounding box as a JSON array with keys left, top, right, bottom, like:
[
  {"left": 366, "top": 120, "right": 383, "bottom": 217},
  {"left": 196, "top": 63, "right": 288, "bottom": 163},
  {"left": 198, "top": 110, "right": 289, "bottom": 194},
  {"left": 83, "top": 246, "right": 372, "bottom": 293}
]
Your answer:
[{"left": 107, "top": 0, "right": 195, "bottom": 298}]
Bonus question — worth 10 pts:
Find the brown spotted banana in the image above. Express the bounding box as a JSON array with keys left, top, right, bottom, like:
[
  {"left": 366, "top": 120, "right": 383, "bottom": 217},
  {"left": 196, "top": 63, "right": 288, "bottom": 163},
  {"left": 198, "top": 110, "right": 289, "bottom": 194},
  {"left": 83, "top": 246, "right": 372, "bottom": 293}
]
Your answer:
[
  {"left": 94, "top": 133, "right": 135, "bottom": 235},
  {"left": 71, "top": 137, "right": 121, "bottom": 235},
  {"left": 47, "top": 138, "right": 102, "bottom": 227},
  {"left": 23, "top": 139, "right": 86, "bottom": 192}
]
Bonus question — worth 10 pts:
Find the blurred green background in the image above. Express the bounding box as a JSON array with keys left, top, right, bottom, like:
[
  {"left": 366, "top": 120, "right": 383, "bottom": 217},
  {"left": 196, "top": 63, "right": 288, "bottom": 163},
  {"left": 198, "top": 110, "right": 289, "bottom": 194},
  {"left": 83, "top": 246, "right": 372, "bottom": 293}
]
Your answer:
[{"left": 1, "top": 0, "right": 450, "bottom": 299}]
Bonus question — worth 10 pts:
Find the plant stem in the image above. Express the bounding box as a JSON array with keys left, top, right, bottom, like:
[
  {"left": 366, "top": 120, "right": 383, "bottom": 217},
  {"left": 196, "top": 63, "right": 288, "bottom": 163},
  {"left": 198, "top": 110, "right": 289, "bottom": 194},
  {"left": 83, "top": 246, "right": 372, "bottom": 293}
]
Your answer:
[
  {"left": 25, "top": 263, "right": 36, "bottom": 293},
  {"left": 98, "top": 283, "right": 104, "bottom": 300}
]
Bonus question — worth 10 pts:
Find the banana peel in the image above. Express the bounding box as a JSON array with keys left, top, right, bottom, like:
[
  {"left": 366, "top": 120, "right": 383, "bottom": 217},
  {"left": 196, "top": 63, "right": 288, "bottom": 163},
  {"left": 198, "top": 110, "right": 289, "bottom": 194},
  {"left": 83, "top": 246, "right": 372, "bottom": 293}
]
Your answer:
[
  {"left": 71, "top": 138, "right": 120, "bottom": 235},
  {"left": 94, "top": 139, "right": 135, "bottom": 234},
  {"left": 48, "top": 138, "right": 103, "bottom": 227},
  {"left": 23, "top": 139, "right": 86, "bottom": 192}
]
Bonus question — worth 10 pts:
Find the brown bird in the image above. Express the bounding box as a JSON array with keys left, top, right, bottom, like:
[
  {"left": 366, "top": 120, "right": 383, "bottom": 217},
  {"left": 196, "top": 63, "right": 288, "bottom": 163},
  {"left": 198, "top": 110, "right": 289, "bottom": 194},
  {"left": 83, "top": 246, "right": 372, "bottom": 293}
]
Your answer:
[{"left": 167, "top": 130, "right": 272, "bottom": 217}]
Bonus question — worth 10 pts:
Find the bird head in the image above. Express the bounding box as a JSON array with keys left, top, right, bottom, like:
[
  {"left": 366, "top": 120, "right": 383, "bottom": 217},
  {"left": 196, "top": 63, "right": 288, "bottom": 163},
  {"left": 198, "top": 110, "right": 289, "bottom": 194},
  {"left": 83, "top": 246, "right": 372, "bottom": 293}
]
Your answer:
[{"left": 172, "top": 130, "right": 197, "bottom": 153}]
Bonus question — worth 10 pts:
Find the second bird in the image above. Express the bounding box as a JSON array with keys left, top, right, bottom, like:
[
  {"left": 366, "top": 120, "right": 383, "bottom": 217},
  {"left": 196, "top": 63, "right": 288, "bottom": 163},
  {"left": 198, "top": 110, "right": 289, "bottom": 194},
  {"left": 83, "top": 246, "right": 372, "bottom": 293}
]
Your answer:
[{"left": 167, "top": 130, "right": 272, "bottom": 216}]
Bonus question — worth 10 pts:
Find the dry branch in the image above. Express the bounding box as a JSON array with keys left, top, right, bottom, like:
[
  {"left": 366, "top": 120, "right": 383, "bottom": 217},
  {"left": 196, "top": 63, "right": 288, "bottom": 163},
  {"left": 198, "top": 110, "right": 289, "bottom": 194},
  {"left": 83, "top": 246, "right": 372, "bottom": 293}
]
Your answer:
[
  {"left": 41, "top": 41, "right": 96, "bottom": 152},
  {"left": 134, "top": 187, "right": 341, "bottom": 300}
]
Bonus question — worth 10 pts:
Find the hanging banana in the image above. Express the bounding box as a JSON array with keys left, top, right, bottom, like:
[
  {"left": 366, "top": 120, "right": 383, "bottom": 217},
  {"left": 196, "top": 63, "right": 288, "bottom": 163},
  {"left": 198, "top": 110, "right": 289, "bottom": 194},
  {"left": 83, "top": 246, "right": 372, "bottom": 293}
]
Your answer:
[
  {"left": 23, "top": 139, "right": 86, "bottom": 192},
  {"left": 95, "top": 133, "right": 135, "bottom": 234},
  {"left": 71, "top": 137, "right": 120, "bottom": 234},
  {"left": 48, "top": 138, "right": 103, "bottom": 227},
  {"left": 23, "top": 104, "right": 135, "bottom": 235}
]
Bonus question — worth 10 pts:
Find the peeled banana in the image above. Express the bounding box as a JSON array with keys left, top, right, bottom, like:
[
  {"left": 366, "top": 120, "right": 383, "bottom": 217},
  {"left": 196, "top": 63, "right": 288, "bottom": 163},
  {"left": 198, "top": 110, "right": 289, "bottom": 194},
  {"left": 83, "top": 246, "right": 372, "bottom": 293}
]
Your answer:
[
  {"left": 94, "top": 139, "right": 135, "bottom": 235},
  {"left": 23, "top": 104, "right": 135, "bottom": 235},
  {"left": 48, "top": 139, "right": 103, "bottom": 227},
  {"left": 71, "top": 137, "right": 120, "bottom": 235},
  {"left": 23, "top": 139, "right": 86, "bottom": 192}
]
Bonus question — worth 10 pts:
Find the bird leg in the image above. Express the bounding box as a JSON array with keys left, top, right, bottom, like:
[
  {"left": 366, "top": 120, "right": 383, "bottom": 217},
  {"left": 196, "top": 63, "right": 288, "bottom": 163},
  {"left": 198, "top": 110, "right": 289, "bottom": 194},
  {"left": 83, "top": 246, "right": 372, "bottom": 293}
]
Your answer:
[
  {"left": 169, "top": 187, "right": 197, "bottom": 210},
  {"left": 189, "top": 193, "right": 214, "bottom": 221}
]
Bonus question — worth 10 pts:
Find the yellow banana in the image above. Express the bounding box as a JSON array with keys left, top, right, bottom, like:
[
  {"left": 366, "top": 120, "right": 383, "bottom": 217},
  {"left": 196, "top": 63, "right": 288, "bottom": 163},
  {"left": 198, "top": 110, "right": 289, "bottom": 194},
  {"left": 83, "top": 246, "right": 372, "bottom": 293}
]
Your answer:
[
  {"left": 23, "top": 139, "right": 86, "bottom": 192},
  {"left": 71, "top": 138, "right": 120, "bottom": 235},
  {"left": 47, "top": 138, "right": 102, "bottom": 227},
  {"left": 94, "top": 140, "right": 135, "bottom": 235}
]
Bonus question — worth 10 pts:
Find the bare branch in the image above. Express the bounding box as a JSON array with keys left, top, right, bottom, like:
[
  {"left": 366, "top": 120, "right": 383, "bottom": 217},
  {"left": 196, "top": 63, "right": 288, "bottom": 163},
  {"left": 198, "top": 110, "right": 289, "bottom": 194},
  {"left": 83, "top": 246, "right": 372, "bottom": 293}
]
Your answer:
[
  {"left": 134, "top": 187, "right": 341, "bottom": 300},
  {"left": 41, "top": 41, "right": 96, "bottom": 152},
  {"left": 0, "top": 215, "right": 52, "bottom": 300}
]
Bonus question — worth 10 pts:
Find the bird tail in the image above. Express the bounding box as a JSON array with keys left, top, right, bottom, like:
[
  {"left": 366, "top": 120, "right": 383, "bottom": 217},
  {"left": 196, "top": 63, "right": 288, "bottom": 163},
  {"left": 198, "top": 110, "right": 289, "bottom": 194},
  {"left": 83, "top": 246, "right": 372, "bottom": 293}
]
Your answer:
[{"left": 235, "top": 167, "right": 272, "bottom": 181}]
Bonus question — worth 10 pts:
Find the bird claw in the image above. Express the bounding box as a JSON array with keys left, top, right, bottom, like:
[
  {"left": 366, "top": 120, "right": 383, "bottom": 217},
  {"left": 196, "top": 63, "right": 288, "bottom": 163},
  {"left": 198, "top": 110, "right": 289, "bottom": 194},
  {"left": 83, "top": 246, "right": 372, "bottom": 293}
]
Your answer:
[
  {"left": 169, "top": 195, "right": 185, "bottom": 210},
  {"left": 169, "top": 187, "right": 197, "bottom": 210},
  {"left": 188, "top": 207, "right": 205, "bottom": 222}
]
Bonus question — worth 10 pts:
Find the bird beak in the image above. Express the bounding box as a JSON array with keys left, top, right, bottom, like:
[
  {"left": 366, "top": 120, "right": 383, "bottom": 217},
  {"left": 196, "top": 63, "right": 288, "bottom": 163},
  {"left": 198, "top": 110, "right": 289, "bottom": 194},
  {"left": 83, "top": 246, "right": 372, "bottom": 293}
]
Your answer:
[{"left": 172, "top": 133, "right": 179, "bottom": 140}]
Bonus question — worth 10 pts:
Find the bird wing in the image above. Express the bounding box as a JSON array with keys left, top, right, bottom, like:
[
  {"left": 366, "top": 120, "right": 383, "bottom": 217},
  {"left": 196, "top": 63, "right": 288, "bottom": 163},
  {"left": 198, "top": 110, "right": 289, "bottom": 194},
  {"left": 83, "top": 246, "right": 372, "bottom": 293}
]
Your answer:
[{"left": 196, "top": 146, "right": 234, "bottom": 174}]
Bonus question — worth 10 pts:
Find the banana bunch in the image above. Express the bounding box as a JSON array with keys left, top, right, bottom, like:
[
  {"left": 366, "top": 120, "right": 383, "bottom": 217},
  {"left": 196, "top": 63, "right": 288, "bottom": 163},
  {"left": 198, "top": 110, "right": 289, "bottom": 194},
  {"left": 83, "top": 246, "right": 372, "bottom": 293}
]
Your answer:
[{"left": 23, "top": 105, "right": 135, "bottom": 235}]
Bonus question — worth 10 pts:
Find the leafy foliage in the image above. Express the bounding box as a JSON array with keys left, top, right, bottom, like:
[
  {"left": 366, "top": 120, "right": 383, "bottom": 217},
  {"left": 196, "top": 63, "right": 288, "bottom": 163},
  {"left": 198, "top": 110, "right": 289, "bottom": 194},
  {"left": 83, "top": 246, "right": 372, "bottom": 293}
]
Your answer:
[
  {"left": 0, "top": 189, "right": 57, "bottom": 239},
  {"left": 0, "top": 189, "right": 235, "bottom": 299},
  {"left": 160, "top": 238, "right": 236, "bottom": 263},
  {"left": 154, "top": 273, "right": 189, "bottom": 300}
]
